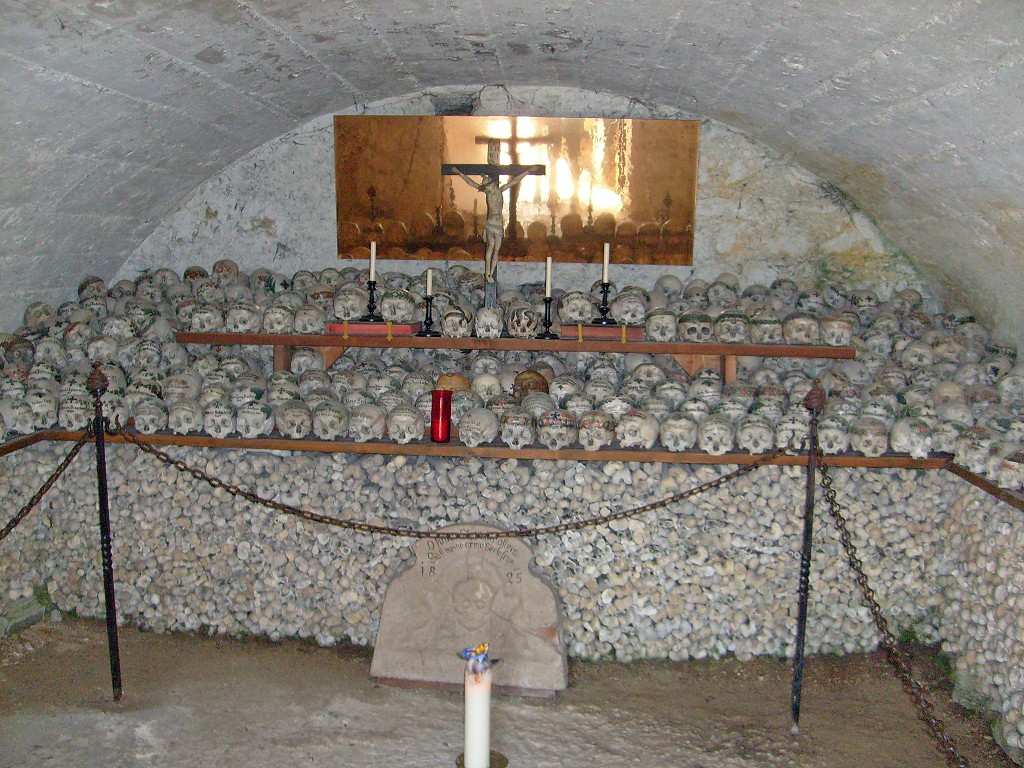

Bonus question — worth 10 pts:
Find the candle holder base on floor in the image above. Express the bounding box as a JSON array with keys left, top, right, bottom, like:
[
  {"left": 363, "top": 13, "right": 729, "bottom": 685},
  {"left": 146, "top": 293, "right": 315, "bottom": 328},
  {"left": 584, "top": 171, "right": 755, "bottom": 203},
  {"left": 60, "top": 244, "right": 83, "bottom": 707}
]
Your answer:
[{"left": 457, "top": 751, "right": 508, "bottom": 768}]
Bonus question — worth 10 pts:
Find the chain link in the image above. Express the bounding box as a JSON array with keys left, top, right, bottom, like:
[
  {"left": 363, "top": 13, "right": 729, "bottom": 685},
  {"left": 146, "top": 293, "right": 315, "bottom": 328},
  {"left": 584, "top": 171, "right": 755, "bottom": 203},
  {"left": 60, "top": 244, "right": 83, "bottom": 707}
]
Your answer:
[
  {"left": 0, "top": 430, "right": 92, "bottom": 544},
  {"left": 817, "top": 453, "right": 969, "bottom": 768},
  {"left": 114, "top": 429, "right": 785, "bottom": 539}
]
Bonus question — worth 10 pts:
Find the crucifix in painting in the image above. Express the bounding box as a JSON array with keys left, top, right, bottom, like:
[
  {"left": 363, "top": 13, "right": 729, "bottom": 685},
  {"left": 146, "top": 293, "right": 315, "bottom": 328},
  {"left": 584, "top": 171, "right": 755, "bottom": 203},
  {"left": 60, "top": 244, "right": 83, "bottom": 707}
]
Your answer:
[{"left": 442, "top": 139, "right": 545, "bottom": 304}]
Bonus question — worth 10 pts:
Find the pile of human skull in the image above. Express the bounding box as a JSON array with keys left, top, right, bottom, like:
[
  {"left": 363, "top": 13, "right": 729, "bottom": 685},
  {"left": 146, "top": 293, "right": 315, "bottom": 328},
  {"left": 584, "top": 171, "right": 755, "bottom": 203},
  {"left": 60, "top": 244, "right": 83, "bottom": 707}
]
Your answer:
[{"left": 0, "top": 260, "right": 1022, "bottom": 490}]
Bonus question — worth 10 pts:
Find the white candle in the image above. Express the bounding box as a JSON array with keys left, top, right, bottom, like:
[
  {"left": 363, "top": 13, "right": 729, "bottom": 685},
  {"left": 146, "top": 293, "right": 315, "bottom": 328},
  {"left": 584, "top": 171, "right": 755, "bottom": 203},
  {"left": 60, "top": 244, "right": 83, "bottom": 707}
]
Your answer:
[
  {"left": 426, "top": 268, "right": 433, "bottom": 297},
  {"left": 602, "top": 243, "right": 610, "bottom": 283},
  {"left": 545, "top": 256, "right": 552, "bottom": 298},
  {"left": 369, "top": 241, "right": 377, "bottom": 282},
  {"left": 464, "top": 665, "right": 492, "bottom": 768}
]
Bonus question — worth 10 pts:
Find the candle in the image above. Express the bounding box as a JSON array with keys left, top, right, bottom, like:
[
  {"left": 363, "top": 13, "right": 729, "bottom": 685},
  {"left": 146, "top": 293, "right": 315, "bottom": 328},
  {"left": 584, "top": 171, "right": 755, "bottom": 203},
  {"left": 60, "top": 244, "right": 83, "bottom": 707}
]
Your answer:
[
  {"left": 545, "top": 256, "right": 552, "bottom": 298},
  {"left": 426, "top": 268, "right": 433, "bottom": 297},
  {"left": 369, "top": 241, "right": 377, "bottom": 282},
  {"left": 602, "top": 243, "right": 610, "bottom": 283},
  {"left": 430, "top": 389, "right": 451, "bottom": 443},
  {"left": 463, "top": 658, "right": 492, "bottom": 768}
]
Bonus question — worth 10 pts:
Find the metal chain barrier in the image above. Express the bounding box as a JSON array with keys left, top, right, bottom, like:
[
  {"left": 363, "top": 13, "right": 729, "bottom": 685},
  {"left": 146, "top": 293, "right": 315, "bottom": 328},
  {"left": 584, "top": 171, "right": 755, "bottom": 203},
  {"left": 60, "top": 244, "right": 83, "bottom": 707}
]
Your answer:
[
  {"left": 817, "top": 453, "right": 970, "bottom": 768},
  {"left": 114, "top": 428, "right": 786, "bottom": 539},
  {"left": 0, "top": 430, "right": 92, "bottom": 544}
]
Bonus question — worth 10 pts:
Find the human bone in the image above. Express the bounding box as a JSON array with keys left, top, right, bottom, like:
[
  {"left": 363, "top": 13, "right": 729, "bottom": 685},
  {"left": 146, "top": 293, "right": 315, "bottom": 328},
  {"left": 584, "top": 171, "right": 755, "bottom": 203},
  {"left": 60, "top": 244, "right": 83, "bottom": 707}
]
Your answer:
[
  {"left": 850, "top": 416, "right": 890, "bottom": 457},
  {"left": 168, "top": 399, "right": 202, "bottom": 435},
  {"left": 955, "top": 427, "right": 997, "bottom": 474},
  {"left": 470, "top": 373, "right": 503, "bottom": 402},
  {"left": 571, "top": 409, "right": 612, "bottom": 451},
  {"left": 735, "top": 413, "right": 776, "bottom": 454},
  {"left": 25, "top": 389, "right": 58, "bottom": 429},
  {"left": 274, "top": 400, "right": 312, "bottom": 439},
  {"left": 499, "top": 408, "right": 535, "bottom": 450},
  {"left": 888, "top": 416, "right": 933, "bottom": 459},
  {"left": 697, "top": 414, "right": 736, "bottom": 455},
  {"left": 817, "top": 415, "right": 851, "bottom": 454},
  {"left": 441, "top": 307, "right": 472, "bottom": 338},
  {"left": 211, "top": 258, "right": 240, "bottom": 288},
  {"left": 782, "top": 311, "right": 820, "bottom": 345},
  {"left": 379, "top": 289, "right": 416, "bottom": 323},
  {"left": 343, "top": 403, "right": 383, "bottom": 442},
  {"left": 457, "top": 407, "right": 500, "bottom": 448},
  {"left": 203, "top": 400, "right": 236, "bottom": 439},
  {"left": 536, "top": 409, "right": 578, "bottom": 450},
  {"left": 609, "top": 292, "right": 647, "bottom": 325},
  {"left": 473, "top": 306, "right": 504, "bottom": 339},
  {"left": 820, "top": 315, "right": 855, "bottom": 347},
  {"left": 333, "top": 286, "right": 370, "bottom": 321},
  {"left": 677, "top": 311, "right": 714, "bottom": 344},
  {"left": 642, "top": 308, "right": 677, "bottom": 342},
  {"left": 714, "top": 310, "right": 750, "bottom": 343},
  {"left": 309, "top": 400, "right": 349, "bottom": 441}
]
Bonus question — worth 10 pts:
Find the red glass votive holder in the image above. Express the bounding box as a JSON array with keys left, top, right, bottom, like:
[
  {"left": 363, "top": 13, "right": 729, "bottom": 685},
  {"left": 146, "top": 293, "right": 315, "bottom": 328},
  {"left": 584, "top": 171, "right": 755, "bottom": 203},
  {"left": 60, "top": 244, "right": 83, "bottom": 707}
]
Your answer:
[{"left": 431, "top": 389, "right": 452, "bottom": 443}]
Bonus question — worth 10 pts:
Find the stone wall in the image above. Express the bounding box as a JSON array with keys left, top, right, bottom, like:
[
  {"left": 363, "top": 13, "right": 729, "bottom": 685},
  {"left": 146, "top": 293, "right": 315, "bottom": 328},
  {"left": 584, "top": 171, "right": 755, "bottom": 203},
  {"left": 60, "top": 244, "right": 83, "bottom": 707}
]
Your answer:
[
  {"left": 118, "top": 88, "right": 932, "bottom": 308},
  {"left": 2, "top": 440, "right": 1021, "bottom": 755}
]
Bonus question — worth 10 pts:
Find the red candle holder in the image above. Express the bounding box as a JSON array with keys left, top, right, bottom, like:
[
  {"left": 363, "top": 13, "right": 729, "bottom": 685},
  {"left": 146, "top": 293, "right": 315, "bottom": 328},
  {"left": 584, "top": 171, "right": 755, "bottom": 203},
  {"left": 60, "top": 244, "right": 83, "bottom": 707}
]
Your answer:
[{"left": 431, "top": 389, "right": 452, "bottom": 443}]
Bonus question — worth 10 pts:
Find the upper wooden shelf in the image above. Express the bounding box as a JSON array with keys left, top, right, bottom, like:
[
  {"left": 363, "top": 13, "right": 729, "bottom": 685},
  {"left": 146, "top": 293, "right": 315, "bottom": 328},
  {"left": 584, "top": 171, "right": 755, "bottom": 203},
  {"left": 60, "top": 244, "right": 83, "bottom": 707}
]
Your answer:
[{"left": 176, "top": 332, "right": 856, "bottom": 360}]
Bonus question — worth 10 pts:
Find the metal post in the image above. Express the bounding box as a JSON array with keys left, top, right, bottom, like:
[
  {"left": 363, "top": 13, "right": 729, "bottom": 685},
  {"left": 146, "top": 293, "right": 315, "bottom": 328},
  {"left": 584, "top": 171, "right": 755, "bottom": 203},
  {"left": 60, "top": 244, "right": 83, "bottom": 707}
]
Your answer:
[
  {"left": 791, "top": 381, "right": 825, "bottom": 733},
  {"left": 88, "top": 363, "right": 123, "bottom": 702}
]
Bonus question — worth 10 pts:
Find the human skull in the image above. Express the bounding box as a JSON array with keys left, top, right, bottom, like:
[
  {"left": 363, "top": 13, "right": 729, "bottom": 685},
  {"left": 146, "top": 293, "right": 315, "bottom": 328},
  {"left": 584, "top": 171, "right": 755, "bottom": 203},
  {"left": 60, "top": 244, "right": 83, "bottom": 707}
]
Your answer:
[
  {"left": 381, "top": 403, "right": 420, "bottom": 444},
  {"left": 850, "top": 416, "right": 890, "bottom": 458},
  {"left": 290, "top": 304, "right": 325, "bottom": 335},
  {"left": 379, "top": 290, "right": 416, "bottom": 323},
  {"left": 888, "top": 416, "right": 932, "bottom": 459},
  {"left": 547, "top": 374, "right": 582, "bottom": 406},
  {"left": 736, "top": 413, "right": 776, "bottom": 454},
  {"left": 86, "top": 335, "right": 120, "bottom": 365},
  {"left": 189, "top": 303, "right": 223, "bottom": 333},
  {"left": 644, "top": 308, "right": 678, "bottom": 342},
  {"left": 782, "top": 312, "right": 820, "bottom": 345},
  {"left": 575, "top": 410, "right": 614, "bottom": 451},
  {"left": 233, "top": 401, "right": 272, "bottom": 438},
  {"left": 132, "top": 398, "right": 168, "bottom": 435},
  {"left": 333, "top": 286, "right": 370, "bottom": 321},
  {"left": 274, "top": 400, "right": 312, "bottom": 439},
  {"left": 750, "top": 312, "right": 784, "bottom": 344},
  {"left": 223, "top": 302, "right": 262, "bottom": 334},
  {"left": 818, "top": 416, "right": 851, "bottom": 455},
  {"left": 473, "top": 306, "right": 504, "bottom": 339},
  {"left": 677, "top": 311, "right": 714, "bottom": 344},
  {"left": 610, "top": 292, "right": 647, "bottom": 325},
  {"left": 654, "top": 413, "right": 695, "bottom": 452},
  {"left": 26, "top": 389, "right": 59, "bottom": 429},
  {"left": 348, "top": 402, "right": 386, "bottom": 442},
  {"left": 310, "top": 400, "right": 349, "bottom": 441},
  {"left": 536, "top": 409, "right": 578, "bottom": 450},
  {"left": 558, "top": 291, "right": 596, "bottom": 324},
  {"left": 990, "top": 447, "right": 1024, "bottom": 490},
  {"left": 714, "top": 311, "right": 750, "bottom": 343},
  {"left": 954, "top": 427, "right": 997, "bottom": 474},
  {"left": 697, "top": 414, "right": 736, "bottom": 456},
  {"left": 211, "top": 258, "right": 240, "bottom": 288},
  {"left": 203, "top": 400, "right": 236, "bottom": 439},
  {"left": 499, "top": 408, "right": 536, "bottom": 449},
  {"left": 563, "top": 393, "right": 596, "bottom": 419},
  {"left": 441, "top": 307, "right": 473, "bottom": 338},
  {"left": 470, "top": 373, "right": 503, "bottom": 403},
  {"left": 168, "top": 399, "right": 202, "bottom": 435},
  {"left": 654, "top": 274, "right": 684, "bottom": 298},
  {"left": 506, "top": 305, "right": 539, "bottom": 339},
  {"left": 458, "top": 407, "right": 500, "bottom": 448},
  {"left": 820, "top": 315, "right": 855, "bottom": 347}
]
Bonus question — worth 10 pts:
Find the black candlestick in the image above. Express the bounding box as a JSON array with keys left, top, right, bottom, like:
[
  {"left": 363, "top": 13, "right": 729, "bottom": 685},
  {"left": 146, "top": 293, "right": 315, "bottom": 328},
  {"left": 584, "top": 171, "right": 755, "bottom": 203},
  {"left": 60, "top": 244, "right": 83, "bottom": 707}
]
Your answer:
[
  {"left": 536, "top": 296, "right": 558, "bottom": 339},
  {"left": 360, "top": 280, "right": 384, "bottom": 322},
  {"left": 592, "top": 281, "right": 617, "bottom": 325},
  {"left": 417, "top": 295, "right": 441, "bottom": 337}
]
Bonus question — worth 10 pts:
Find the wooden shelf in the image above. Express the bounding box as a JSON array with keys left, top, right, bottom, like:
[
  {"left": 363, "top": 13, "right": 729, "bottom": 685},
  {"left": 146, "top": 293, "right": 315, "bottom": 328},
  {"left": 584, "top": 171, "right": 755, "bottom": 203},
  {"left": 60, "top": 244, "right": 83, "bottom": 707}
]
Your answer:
[
  {"left": 176, "top": 331, "right": 855, "bottom": 380},
  {"left": 37, "top": 429, "right": 945, "bottom": 469}
]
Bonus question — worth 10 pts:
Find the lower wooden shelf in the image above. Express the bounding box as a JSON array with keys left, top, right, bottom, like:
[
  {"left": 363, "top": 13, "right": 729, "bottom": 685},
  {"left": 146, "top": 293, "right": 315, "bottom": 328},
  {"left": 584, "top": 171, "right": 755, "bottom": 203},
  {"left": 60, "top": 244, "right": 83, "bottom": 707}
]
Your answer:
[{"left": 35, "top": 429, "right": 946, "bottom": 469}]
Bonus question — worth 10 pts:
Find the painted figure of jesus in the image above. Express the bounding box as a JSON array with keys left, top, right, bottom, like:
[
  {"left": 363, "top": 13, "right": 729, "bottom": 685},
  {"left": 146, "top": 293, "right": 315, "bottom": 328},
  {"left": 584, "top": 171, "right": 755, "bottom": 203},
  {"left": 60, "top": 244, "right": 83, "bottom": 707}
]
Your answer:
[{"left": 451, "top": 140, "right": 543, "bottom": 285}]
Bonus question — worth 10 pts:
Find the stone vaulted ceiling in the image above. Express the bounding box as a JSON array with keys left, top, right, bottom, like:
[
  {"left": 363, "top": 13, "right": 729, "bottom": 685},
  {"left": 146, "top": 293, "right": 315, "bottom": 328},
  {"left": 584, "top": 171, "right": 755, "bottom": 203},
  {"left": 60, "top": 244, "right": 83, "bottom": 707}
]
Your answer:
[{"left": 1, "top": 1, "right": 1022, "bottom": 340}]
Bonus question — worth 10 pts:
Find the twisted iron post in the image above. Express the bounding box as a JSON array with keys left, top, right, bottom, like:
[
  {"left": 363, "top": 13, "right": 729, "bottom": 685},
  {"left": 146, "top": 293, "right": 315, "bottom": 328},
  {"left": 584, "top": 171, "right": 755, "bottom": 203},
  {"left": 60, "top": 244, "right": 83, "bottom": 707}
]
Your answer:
[
  {"left": 791, "top": 380, "right": 825, "bottom": 733},
  {"left": 88, "top": 362, "right": 122, "bottom": 702}
]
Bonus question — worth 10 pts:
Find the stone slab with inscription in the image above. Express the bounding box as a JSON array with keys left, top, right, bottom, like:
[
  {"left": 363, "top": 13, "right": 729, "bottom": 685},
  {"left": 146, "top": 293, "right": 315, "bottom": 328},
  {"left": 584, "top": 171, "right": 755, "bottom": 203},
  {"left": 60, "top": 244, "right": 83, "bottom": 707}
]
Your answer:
[{"left": 371, "top": 524, "right": 567, "bottom": 695}]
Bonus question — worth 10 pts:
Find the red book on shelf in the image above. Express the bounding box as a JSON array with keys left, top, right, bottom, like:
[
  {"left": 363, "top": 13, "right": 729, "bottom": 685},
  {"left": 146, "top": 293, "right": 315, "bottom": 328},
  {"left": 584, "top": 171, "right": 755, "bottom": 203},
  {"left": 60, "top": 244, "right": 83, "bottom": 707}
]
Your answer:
[
  {"left": 325, "top": 321, "right": 421, "bottom": 336},
  {"left": 559, "top": 324, "right": 645, "bottom": 341}
]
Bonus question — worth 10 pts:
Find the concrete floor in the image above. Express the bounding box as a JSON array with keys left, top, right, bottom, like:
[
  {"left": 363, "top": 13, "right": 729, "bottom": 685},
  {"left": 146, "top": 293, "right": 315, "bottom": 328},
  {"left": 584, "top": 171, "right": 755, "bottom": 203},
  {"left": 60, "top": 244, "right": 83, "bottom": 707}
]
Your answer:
[{"left": 0, "top": 617, "right": 1014, "bottom": 768}]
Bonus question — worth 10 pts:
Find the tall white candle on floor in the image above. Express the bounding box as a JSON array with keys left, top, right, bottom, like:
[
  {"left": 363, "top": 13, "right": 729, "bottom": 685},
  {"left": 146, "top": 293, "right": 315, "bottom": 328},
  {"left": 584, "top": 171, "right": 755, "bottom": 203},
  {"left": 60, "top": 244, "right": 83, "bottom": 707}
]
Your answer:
[
  {"left": 464, "top": 662, "right": 492, "bottom": 768},
  {"left": 426, "top": 268, "right": 433, "bottom": 297},
  {"left": 369, "top": 241, "right": 377, "bottom": 282},
  {"left": 545, "top": 256, "right": 552, "bottom": 298},
  {"left": 602, "top": 243, "right": 610, "bottom": 283}
]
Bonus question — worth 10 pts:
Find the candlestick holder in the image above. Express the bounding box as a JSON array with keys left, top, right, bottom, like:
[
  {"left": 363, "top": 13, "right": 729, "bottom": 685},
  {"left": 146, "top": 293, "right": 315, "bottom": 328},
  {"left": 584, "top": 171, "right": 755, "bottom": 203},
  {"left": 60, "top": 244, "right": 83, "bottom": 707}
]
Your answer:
[
  {"left": 417, "top": 295, "right": 441, "bottom": 337},
  {"left": 536, "top": 296, "right": 558, "bottom": 339},
  {"left": 360, "top": 280, "right": 384, "bottom": 322},
  {"left": 591, "top": 281, "right": 617, "bottom": 325}
]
